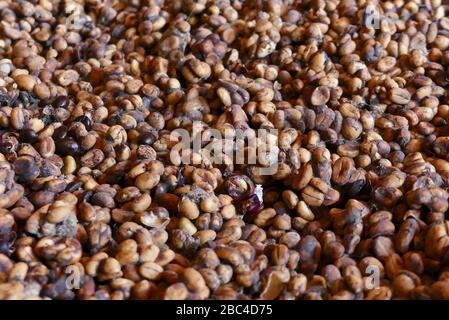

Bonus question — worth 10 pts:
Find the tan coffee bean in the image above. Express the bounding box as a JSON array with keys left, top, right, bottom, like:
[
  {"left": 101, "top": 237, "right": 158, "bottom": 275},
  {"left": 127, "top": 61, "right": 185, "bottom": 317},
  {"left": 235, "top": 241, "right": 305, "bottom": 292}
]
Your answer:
[
  {"left": 311, "top": 86, "right": 330, "bottom": 106},
  {"left": 179, "top": 198, "right": 200, "bottom": 219},
  {"left": 139, "top": 262, "right": 163, "bottom": 280},
  {"left": 57, "top": 70, "right": 80, "bottom": 86},
  {"left": 390, "top": 88, "right": 411, "bottom": 104},
  {"left": 14, "top": 74, "right": 36, "bottom": 91}
]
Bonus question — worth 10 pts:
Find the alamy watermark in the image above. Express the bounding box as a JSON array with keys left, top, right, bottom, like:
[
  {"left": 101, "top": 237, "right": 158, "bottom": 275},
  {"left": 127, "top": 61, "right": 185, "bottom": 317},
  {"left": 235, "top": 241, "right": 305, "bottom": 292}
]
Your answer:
[
  {"left": 363, "top": 3, "right": 449, "bottom": 29},
  {"left": 365, "top": 265, "right": 380, "bottom": 290},
  {"left": 64, "top": 3, "right": 90, "bottom": 31},
  {"left": 169, "top": 121, "right": 279, "bottom": 175},
  {"left": 65, "top": 265, "right": 81, "bottom": 290},
  {"left": 362, "top": 4, "right": 384, "bottom": 29}
]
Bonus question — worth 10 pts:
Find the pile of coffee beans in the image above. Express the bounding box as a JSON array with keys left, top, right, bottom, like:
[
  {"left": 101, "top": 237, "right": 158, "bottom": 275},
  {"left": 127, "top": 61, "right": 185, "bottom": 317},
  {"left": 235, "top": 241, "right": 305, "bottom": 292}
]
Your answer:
[{"left": 0, "top": 0, "right": 449, "bottom": 300}]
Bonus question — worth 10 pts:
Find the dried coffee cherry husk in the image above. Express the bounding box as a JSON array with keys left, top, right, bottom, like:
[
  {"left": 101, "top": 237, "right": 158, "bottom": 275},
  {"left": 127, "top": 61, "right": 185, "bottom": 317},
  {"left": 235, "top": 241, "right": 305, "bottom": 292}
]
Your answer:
[
  {"left": 0, "top": 231, "right": 16, "bottom": 256},
  {"left": 224, "top": 174, "right": 255, "bottom": 200},
  {"left": 240, "top": 194, "right": 264, "bottom": 223}
]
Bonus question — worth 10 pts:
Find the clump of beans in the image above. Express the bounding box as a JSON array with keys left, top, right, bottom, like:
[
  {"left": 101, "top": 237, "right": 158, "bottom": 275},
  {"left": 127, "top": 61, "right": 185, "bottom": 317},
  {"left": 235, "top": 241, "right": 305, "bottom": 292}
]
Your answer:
[{"left": 1, "top": 0, "right": 449, "bottom": 300}]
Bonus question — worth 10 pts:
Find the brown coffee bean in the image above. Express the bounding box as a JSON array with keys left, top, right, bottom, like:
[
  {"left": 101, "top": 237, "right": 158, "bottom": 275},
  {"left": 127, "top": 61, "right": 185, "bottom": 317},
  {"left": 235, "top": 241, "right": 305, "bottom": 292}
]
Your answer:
[
  {"left": 0, "top": 0, "right": 448, "bottom": 302},
  {"left": 57, "top": 70, "right": 80, "bottom": 86},
  {"left": 390, "top": 88, "right": 411, "bottom": 105},
  {"left": 14, "top": 74, "right": 36, "bottom": 91},
  {"left": 311, "top": 86, "right": 330, "bottom": 106}
]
